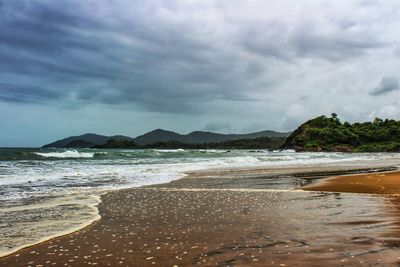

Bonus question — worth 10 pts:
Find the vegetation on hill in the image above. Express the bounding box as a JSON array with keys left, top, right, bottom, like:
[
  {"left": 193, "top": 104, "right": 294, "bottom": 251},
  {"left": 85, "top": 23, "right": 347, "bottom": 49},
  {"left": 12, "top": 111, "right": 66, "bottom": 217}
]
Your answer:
[
  {"left": 132, "top": 129, "right": 290, "bottom": 145},
  {"left": 93, "top": 139, "right": 139, "bottom": 149},
  {"left": 94, "top": 136, "right": 286, "bottom": 150},
  {"left": 43, "top": 129, "right": 290, "bottom": 148},
  {"left": 282, "top": 113, "right": 400, "bottom": 152},
  {"left": 42, "top": 133, "right": 115, "bottom": 148},
  {"left": 65, "top": 140, "right": 95, "bottom": 148},
  {"left": 43, "top": 115, "right": 400, "bottom": 152}
]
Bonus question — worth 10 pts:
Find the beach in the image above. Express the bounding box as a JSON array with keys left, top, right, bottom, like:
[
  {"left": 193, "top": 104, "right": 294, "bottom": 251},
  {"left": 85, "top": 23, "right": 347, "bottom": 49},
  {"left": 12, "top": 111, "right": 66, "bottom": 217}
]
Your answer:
[
  {"left": 2, "top": 160, "right": 400, "bottom": 266},
  {"left": 303, "top": 170, "right": 400, "bottom": 194},
  {"left": 3, "top": 0, "right": 400, "bottom": 265},
  {"left": 4, "top": 0, "right": 400, "bottom": 264}
]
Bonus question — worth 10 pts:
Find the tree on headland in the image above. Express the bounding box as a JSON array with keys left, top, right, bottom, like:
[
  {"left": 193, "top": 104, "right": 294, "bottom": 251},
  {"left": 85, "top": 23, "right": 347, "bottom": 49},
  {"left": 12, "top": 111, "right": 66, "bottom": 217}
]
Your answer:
[
  {"left": 282, "top": 114, "right": 400, "bottom": 152},
  {"left": 329, "top": 113, "right": 341, "bottom": 126},
  {"left": 373, "top": 117, "right": 383, "bottom": 125}
]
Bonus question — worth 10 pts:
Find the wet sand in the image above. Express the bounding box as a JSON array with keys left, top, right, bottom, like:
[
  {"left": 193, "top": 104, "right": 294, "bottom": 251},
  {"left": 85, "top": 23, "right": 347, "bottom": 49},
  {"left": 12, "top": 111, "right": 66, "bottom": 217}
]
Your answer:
[
  {"left": 303, "top": 171, "right": 400, "bottom": 194},
  {"left": 2, "top": 164, "right": 400, "bottom": 266}
]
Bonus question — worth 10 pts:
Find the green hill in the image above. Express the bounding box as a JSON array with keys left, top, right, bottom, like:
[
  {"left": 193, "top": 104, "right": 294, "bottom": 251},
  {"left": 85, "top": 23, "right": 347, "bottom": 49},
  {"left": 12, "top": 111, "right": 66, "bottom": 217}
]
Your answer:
[
  {"left": 282, "top": 114, "right": 400, "bottom": 152},
  {"left": 43, "top": 129, "right": 290, "bottom": 148},
  {"left": 132, "top": 129, "right": 290, "bottom": 145},
  {"left": 42, "top": 133, "right": 133, "bottom": 148},
  {"left": 95, "top": 136, "right": 286, "bottom": 150}
]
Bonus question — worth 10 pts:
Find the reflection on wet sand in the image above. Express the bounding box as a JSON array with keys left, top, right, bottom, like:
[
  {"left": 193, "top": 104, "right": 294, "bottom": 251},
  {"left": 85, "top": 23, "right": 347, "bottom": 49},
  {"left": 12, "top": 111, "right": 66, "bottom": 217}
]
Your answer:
[
  {"left": 2, "top": 169, "right": 400, "bottom": 266},
  {"left": 302, "top": 170, "right": 400, "bottom": 194}
]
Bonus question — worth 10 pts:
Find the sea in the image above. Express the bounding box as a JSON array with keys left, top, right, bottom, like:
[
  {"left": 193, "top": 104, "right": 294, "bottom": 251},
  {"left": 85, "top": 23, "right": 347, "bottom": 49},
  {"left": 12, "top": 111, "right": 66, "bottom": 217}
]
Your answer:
[{"left": 1, "top": 148, "right": 400, "bottom": 257}]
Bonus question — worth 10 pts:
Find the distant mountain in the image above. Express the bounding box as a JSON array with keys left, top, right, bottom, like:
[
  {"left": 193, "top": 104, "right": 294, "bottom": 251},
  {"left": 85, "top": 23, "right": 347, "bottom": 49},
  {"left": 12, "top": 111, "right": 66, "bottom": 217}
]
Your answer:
[
  {"left": 147, "top": 136, "right": 286, "bottom": 150},
  {"left": 133, "top": 129, "right": 183, "bottom": 145},
  {"left": 96, "top": 136, "right": 286, "bottom": 150},
  {"left": 43, "top": 129, "right": 290, "bottom": 148},
  {"left": 42, "top": 133, "right": 133, "bottom": 148},
  {"left": 133, "top": 129, "right": 290, "bottom": 145},
  {"left": 64, "top": 139, "right": 96, "bottom": 148}
]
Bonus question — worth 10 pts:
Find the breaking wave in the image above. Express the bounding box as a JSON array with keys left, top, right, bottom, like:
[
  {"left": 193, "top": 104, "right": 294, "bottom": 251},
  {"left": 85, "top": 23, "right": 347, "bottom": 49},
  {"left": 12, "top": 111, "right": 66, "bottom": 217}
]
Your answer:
[{"left": 34, "top": 150, "right": 96, "bottom": 158}]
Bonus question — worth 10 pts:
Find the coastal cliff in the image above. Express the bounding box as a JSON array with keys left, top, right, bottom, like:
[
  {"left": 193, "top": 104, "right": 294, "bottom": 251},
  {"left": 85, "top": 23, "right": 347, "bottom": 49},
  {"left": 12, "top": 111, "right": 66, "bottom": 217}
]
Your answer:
[{"left": 282, "top": 114, "right": 400, "bottom": 152}]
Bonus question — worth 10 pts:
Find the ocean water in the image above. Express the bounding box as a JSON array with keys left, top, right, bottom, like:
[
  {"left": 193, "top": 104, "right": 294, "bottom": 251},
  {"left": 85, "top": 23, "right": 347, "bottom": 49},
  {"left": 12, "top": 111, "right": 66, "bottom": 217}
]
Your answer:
[{"left": 0, "top": 148, "right": 399, "bottom": 257}]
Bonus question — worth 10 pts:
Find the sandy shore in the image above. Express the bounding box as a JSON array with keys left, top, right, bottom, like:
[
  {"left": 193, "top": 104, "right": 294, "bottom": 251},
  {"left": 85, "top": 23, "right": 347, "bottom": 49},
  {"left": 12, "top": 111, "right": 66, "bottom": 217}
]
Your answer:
[
  {"left": 2, "top": 163, "right": 400, "bottom": 266},
  {"left": 303, "top": 170, "right": 400, "bottom": 194}
]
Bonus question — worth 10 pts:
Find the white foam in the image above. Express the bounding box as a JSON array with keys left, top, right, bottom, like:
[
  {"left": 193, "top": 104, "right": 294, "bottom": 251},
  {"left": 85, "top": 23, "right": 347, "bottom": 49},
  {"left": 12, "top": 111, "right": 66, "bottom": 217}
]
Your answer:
[
  {"left": 0, "top": 194, "right": 101, "bottom": 258},
  {"left": 35, "top": 150, "right": 95, "bottom": 158},
  {"left": 1, "top": 151, "right": 396, "bottom": 192},
  {"left": 153, "top": 149, "right": 185, "bottom": 153},
  {"left": 198, "top": 149, "right": 229, "bottom": 153},
  {"left": 1, "top": 150, "right": 400, "bottom": 258}
]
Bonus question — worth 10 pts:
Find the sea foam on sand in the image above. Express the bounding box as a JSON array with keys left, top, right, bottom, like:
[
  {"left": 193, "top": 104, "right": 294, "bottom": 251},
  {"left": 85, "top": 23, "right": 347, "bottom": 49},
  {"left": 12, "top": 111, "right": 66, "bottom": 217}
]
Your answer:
[{"left": 0, "top": 194, "right": 101, "bottom": 258}]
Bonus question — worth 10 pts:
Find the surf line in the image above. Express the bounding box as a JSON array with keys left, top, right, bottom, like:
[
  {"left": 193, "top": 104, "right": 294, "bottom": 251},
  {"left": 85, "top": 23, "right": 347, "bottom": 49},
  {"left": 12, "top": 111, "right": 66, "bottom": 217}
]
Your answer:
[{"left": 145, "top": 188, "right": 306, "bottom": 193}]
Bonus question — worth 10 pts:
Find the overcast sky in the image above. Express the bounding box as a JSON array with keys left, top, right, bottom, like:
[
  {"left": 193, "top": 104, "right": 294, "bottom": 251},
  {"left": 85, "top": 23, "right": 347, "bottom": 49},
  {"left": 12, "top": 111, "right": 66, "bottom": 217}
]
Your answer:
[{"left": 1, "top": 0, "right": 400, "bottom": 146}]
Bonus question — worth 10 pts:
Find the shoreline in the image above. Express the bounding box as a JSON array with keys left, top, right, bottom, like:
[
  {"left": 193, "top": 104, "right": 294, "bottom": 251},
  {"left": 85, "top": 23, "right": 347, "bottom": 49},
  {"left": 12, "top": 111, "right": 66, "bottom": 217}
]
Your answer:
[
  {"left": 2, "top": 162, "right": 400, "bottom": 265},
  {"left": 0, "top": 161, "right": 398, "bottom": 261},
  {"left": 185, "top": 160, "right": 399, "bottom": 178},
  {"left": 0, "top": 164, "right": 398, "bottom": 259},
  {"left": 302, "top": 170, "right": 400, "bottom": 194},
  {"left": 0, "top": 194, "right": 102, "bottom": 259},
  {"left": 0, "top": 214, "right": 101, "bottom": 259}
]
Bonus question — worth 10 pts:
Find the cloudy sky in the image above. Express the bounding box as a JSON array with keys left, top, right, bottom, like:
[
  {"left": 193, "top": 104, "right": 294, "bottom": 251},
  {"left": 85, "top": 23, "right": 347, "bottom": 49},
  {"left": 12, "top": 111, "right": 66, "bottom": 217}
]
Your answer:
[{"left": 1, "top": 0, "right": 400, "bottom": 146}]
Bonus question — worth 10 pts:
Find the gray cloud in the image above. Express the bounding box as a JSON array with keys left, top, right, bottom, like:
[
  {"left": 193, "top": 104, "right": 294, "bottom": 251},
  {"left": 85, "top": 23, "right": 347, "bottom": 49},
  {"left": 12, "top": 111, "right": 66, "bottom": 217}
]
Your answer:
[
  {"left": 1, "top": 0, "right": 393, "bottom": 113},
  {"left": 204, "top": 122, "right": 232, "bottom": 133},
  {"left": 0, "top": 0, "right": 267, "bottom": 112},
  {"left": 0, "top": 82, "right": 64, "bottom": 103},
  {"left": 238, "top": 11, "right": 384, "bottom": 62},
  {"left": 370, "top": 76, "right": 399, "bottom": 96},
  {"left": 1, "top": 0, "right": 400, "bottom": 146}
]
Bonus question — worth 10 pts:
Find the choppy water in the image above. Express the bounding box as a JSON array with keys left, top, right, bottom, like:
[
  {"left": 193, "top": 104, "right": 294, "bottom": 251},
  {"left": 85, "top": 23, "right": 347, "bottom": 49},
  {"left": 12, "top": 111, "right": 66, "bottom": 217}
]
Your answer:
[{"left": 1, "top": 148, "right": 400, "bottom": 257}]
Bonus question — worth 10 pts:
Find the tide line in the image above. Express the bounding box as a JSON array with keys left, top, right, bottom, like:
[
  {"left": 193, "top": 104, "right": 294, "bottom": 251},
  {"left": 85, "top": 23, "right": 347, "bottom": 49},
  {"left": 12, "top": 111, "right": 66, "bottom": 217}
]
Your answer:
[{"left": 146, "top": 187, "right": 308, "bottom": 193}]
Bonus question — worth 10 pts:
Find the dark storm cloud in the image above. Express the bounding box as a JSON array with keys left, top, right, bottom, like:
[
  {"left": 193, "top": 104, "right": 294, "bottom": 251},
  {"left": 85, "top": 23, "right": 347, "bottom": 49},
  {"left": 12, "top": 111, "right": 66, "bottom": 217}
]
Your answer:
[
  {"left": 0, "top": 0, "right": 260, "bottom": 112},
  {"left": 0, "top": 82, "right": 64, "bottom": 103},
  {"left": 0, "top": 0, "right": 394, "bottom": 115},
  {"left": 240, "top": 19, "right": 384, "bottom": 62},
  {"left": 0, "top": 1, "right": 98, "bottom": 55},
  {"left": 370, "top": 76, "right": 399, "bottom": 96}
]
